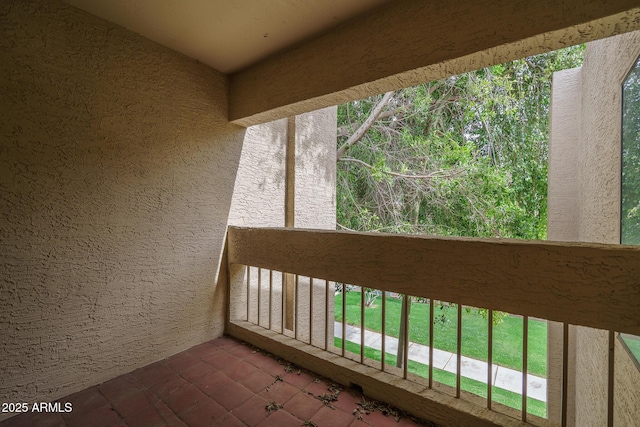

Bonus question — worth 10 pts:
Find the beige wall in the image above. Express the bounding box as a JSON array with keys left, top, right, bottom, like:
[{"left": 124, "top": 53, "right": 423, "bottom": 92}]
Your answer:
[
  {"left": 229, "top": 109, "right": 337, "bottom": 229},
  {"left": 0, "top": 0, "right": 244, "bottom": 412},
  {"left": 0, "top": 1, "right": 337, "bottom": 418},
  {"left": 228, "top": 109, "right": 337, "bottom": 343},
  {"left": 548, "top": 31, "right": 640, "bottom": 426}
]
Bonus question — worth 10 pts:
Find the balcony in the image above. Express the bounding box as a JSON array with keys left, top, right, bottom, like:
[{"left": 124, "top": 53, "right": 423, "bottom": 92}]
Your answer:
[
  {"left": 0, "top": 336, "right": 429, "bottom": 427},
  {"left": 225, "top": 226, "right": 640, "bottom": 427}
]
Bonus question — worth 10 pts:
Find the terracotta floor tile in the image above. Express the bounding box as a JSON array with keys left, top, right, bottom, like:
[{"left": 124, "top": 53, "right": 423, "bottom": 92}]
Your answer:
[
  {"left": 243, "top": 352, "right": 280, "bottom": 370},
  {"left": 148, "top": 398, "right": 188, "bottom": 427},
  {"left": 252, "top": 356, "right": 287, "bottom": 376},
  {"left": 231, "top": 394, "right": 270, "bottom": 426},
  {"left": 195, "top": 371, "right": 234, "bottom": 396},
  {"left": 303, "top": 378, "right": 333, "bottom": 396},
  {"left": 164, "top": 385, "right": 209, "bottom": 415},
  {"left": 214, "top": 413, "right": 245, "bottom": 427},
  {"left": 203, "top": 350, "right": 241, "bottom": 371},
  {"left": 66, "top": 405, "right": 121, "bottom": 427},
  {"left": 333, "top": 388, "right": 363, "bottom": 413},
  {"left": 224, "top": 342, "right": 257, "bottom": 359},
  {"left": 283, "top": 390, "right": 324, "bottom": 421},
  {"left": 195, "top": 350, "right": 228, "bottom": 367},
  {"left": 179, "top": 362, "right": 217, "bottom": 383},
  {"left": 210, "top": 337, "right": 239, "bottom": 350},
  {"left": 311, "top": 405, "right": 358, "bottom": 426},
  {"left": 257, "top": 380, "right": 300, "bottom": 405},
  {"left": 164, "top": 352, "right": 201, "bottom": 374},
  {"left": 99, "top": 374, "right": 145, "bottom": 403},
  {"left": 254, "top": 409, "right": 303, "bottom": 427},
  {"left": 189, "top": 347, "right": 226, "bottom": 362},
  {"left": 124, "top": 405, "right": 167, "bottom": 427},
  {"left": 179, "top": 399, "right": 227, "bottom": 427},
  {"left": 282, "top": 370, "right": 315, "bottom": 389},
  {"left": 0, "top": 336, "right": 440, "bottom": 427},
  {"left": 221, "top": 359, "right": 258, "bottom": 381},
  {"left": 147, "top": 372, "right": 190, "bottom": 400},
  {"left": 0, "top": 412, "right": 66, "bottom": 427},
  {"left": 134, "top": 364, "right": 176, "bottom": 387},
  {"left": 203, "top": 381, "right": 253, "bottom": 411},
  {"left": 237, "top": 369, "right": 277, "bottom": 393},
  {"left": 110, "top": 388, "right": 154, "bottom": 418},
  {"left": 64, "top": 387, "right": 110, "bottom": 415}
]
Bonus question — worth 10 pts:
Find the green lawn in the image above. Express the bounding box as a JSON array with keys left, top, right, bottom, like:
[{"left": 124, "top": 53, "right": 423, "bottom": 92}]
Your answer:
[
  {"left": 337, "top": 338, "right": 546, "bottom": 418},
  {"left": 335, "top": 291, "right": 547, "bottom": 377}
]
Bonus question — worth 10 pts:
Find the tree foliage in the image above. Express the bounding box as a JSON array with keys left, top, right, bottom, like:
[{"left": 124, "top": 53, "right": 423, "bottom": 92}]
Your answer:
[{"left": 337, "top": 46, "right": 585, "bottom": 240}]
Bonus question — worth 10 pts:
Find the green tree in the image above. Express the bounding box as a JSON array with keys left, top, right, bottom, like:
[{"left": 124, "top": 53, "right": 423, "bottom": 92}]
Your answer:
[{"left": 336, "top": 45, "right": 585, "bottom": 240}]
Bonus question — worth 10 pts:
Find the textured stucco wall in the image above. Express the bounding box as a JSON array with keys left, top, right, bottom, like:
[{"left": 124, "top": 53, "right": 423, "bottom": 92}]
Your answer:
[
  {"left": 547, "top": 67, "right": 582, "bottom": 425},
  {"left": 228, "top": 108, "right": 337, "bottom": 343},
  {"left": 228, "top": 107, "right": 337, "bottom": 230},
  {"left": 576, "top": 33, "right": 640, "bottom": 427},
  {"left": 548, "top": 31, "right": 640, "bottom": 426},
  {"left": 548, "top": 68, "right": 582, "bottom": 243},
  {"left": 0, "top": 0, "right": 246, "bottom": 417}
]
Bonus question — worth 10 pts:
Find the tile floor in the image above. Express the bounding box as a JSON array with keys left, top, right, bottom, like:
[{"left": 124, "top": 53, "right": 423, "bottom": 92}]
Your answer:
[{"left": 1, "top": 337, "right": 436, "bottom": 427}]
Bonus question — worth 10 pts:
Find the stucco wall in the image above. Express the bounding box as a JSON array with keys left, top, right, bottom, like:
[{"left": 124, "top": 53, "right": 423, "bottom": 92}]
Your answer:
[
  {"left": 229, "top": 108, "right": 337, "bottom": 230},
  {"left": 0, "top": 0, "right": 248, "bottom": 417},
  {"left": 228, "top": 109, "right": 337, "bottom": 343},
  {"left": 0, "top": 0, "right": 338, "bottom": 420},
  {"left": 548, "top": 31, "right": 640, "bottom": 426}
]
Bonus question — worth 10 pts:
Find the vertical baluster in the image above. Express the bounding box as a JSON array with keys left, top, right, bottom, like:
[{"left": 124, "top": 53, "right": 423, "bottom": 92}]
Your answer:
[
  {"left": 403, "top": 294, "right": 409, "bottom": 380},
  {"left": 608, "top": 330, "right": 615, "bottom": 427},
  {"left": 429, "top": 298, "right": 434, "bottom": 389},
  {"left": 360, "top": 287, "right": 365, "bottom": 364},
  {"left": 456, "top": 303, "right": 462, "bottom": 398},
  {"left": 257, "top": 268, "right": 262, "bottom": 327},
  {"left": 342, "top": 283, "right": 346, "bottom": 357},
  {"left": 295, "top": 275, "right": 299, "bottom": 340},
  {"left": 309, "top": 278, "right": 314, "bottom": 346},
  {"left": 268, "top": 270, "right": 273, "bottom": 330},
  {"left": 488, "top": 308, "right": 493, "bottom": 410},
  {"left": 562, "top": 322, "right": 568, "bottom": 427},
  {"left": 246, "top": 266, "right": 251, "bottom": 322},
  {"left": 381, "top": 291, "right": 386, "bottom": 371},
  {"left": 281, "top": 272, "right": 285, "bottom": 334},
  {"left": 325, "top": 279, "right": 329, "bottom": 351},
  {"left": 522, "top": 315, "right": 529, "bottom": 422}
]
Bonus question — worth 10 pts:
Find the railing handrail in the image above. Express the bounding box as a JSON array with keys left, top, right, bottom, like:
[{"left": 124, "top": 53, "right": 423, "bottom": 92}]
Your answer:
[{"left": 227, "top": 226, "right": 640, "bottom": 335}]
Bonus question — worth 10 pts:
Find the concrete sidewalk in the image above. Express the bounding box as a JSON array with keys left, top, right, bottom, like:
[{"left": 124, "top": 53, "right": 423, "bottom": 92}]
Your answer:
[{"left": 334, "top": 321, "right": 547, "bottom": 402}]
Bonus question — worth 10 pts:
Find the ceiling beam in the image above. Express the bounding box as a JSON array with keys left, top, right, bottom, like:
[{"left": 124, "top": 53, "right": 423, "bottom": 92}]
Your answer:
[{"left": 229, "top": 0, "right": 640, "bottom": 127}]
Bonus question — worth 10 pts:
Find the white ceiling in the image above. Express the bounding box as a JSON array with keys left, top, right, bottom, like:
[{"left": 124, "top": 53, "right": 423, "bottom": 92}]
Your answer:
[{"left": 65, "top": 0, "right": 390, "bottom": 74}]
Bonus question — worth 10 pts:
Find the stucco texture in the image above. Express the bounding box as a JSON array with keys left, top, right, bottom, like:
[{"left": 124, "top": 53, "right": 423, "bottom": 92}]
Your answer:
[
  {"left": 0, "top": 0, "right": 247, "bottom": 414},
  {"left": 548, "top": 31, "right": 640, "bottom": 426},
  {"left": 228, "top": 108, "right": 337, "bottom": 345}
]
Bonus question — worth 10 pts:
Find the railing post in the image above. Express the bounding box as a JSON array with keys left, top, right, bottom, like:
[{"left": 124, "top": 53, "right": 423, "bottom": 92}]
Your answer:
[
  {"left": 429, "top": 299, "right": 434, "bottom": 389},
  {"left": 522, "top": 315, "right": 529, "bottom": 422},
  {"left": 284, "top": 116, "right": 296, "bottom": 330},
  {"left": 488, "top": 309, "right": 493, "bottom": 410},
  {"left": 608, "top": 330, "right": 615, "bottom": 427}
]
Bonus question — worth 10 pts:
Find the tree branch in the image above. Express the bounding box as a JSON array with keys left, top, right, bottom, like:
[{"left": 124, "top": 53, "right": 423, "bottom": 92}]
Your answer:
[
  {"left": 336, "top": 91, "right": 395, "bottom": 161},
  {"left": 339, "top": 157, "right": 464, "bottom": 180}
]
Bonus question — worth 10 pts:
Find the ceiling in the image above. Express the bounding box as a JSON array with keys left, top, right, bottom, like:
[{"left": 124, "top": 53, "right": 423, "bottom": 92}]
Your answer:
[{"left": 65, "top": 0, "right": 390, "bottom": 74}]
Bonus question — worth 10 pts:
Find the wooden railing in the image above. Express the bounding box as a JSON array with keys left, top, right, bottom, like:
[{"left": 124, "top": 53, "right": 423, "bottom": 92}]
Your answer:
[{"left": 225, "top": 226, "right": 640, "bottom": 427}]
